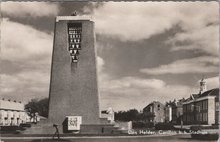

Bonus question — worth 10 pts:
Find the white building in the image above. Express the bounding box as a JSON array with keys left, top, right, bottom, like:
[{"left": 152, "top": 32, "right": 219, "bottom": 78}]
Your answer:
[
  {"left": 0, "top": 99, "right": 29, "bottom": 126},
  {"left": 101, "top": 107, "right": 115, "bottom": 124}
]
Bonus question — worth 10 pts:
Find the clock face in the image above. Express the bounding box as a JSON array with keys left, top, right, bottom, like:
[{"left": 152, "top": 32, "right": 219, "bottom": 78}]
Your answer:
[{"left": 68, "top": 23, "right": 82, "bottom": 63}]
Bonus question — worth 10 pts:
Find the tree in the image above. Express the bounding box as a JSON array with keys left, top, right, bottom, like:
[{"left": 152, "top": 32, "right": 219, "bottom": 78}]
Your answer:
[
  {"left": 25, "top": 98, "right": 49, "bottom": 118},
  {"left": 115, "top": 109, "right": 140, "bottom": 121}
]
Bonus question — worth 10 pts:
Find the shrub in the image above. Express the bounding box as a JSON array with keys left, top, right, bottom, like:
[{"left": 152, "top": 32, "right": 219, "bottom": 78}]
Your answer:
[
  {"left": 0, "top": 126, "right": 20, "bottom": 131},
  {"left": 190, "top": 125, "right": 219, "bottom": 131},
  {"left": 155, "top": 122, "right": 174, "bottom": 130},
  {"left": 190, "top": 125, "right": 202, "bottom": 131},
  {"left": 132, "top": 121, "right": 154, "bottom": 128},
  {"left": 20, "top": 123, "right": 31, "bottom": 128}
]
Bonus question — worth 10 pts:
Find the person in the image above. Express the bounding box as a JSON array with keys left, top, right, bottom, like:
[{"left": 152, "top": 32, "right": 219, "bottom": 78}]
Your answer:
[
  {"left": 71, "top": 11, "right": 77, "bottom": 16},
  {"left": 52, "top": 124, "right": 60, "bottom": 140}
]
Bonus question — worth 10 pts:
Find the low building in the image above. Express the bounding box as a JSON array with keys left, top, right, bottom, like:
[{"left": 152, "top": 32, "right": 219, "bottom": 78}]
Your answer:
[
  {"left": 165, "top": 104, "right": 172, "bottom": 122},
  {"left": 182, "top": 78, "right": 219, "bottom": 125},
  {"left": 143, "top": 101, "right": 165, "bottom": 123},
  {"left": 165, "top": 99, "right": 184, "bottom": 124},
  {"left": 165, "top": 100, "right": 176, "bottom": 123},
  {"left": 175, "top": 99, "right": 184, "bottom": 124},
  {"left": 0, "top": 99, "right": 29, "bottom": 126},
  {"left": 100, "top": 107, "right": 115, "bottom": 124}
]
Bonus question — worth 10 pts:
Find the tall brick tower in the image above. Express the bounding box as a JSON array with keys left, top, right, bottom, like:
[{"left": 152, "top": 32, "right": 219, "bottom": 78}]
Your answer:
[{"left": 48, "top": 16, "right": 101, "bottom": 126}]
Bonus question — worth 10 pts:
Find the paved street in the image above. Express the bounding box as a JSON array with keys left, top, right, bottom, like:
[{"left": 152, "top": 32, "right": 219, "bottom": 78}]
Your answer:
[{"left": 1, "top": 134, "right": 218, "bottom": 142}]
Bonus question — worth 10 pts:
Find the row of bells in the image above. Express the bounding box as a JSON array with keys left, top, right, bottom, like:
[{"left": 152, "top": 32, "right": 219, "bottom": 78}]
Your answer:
[
  {"left": 69, "top": 34, "right": 81, "bottom": 38},
  {"left": 68, "top": 27, "right": 82, "bottom": 63},
  {"left": 69, "top": 48, "right": 80, "bottom": 63}
]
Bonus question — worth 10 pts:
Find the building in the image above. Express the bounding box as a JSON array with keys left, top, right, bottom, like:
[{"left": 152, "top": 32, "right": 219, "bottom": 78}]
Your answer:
[
  {"left": 0, "top": 99, "right": 29, "bottom": 126},
  {"left": 182, "top": 78, "right": 219, "bottom": 125},
  {"left": 101, "top": 108, "right": 115, "bottom": 124},
  {"left": 35, "top": 15, "right": 122, "bottom": 135},
  {"left": 101, "top": 108, "right": 132, "bottom": 133},
  {"left": 48, "top": 15, "right": 101, "bottom": 128},
  {"left": 143, "top": 101, "right": 165, "bottom": 123},
  {"left": 165, "top": 104, "right": 172, "bottom": 122},
  {"left": 175, "top": 99, "right": 184, "bottom": 124},
  {"left": 165, "top": 100, "right": 176, "bottom": 123},
  {"left": 165, "top": 99, "right": 184, "bottom": 124}
]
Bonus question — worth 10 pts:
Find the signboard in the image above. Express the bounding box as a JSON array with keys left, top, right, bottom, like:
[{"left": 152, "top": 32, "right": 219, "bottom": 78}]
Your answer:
[{"left": 67, "top": 116, "right": 82, "bottom": 130}]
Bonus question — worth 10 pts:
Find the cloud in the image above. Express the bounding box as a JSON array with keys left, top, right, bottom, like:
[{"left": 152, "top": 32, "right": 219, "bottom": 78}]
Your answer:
[
  {"left": 168, "top": 20, "right": 219, "bottom": 56},
  {"left": 89, "top": 2, "right": 219, "bottom": 58},
  {"left": 0, "top": 71, "right": 50, "bottom": 102},
  {"left": 0, "top": 19, "right": 53, "bottom": 102},
  {"left": 1, "top": 18, "right": 53, "bottom": 62},
  {"left": 165, "top": 2, "right": 219, "bottom": 56},
  {"left": 205, "top": 76, "right": 219, "bottom": 89},
  {"left": 99, "top": 75, "right": 219, "bottom": 111},
  {"left": 99, "top": 76, "right": 192, "bottom": 111},
  {"left": 89, "top": 2, "right": 218, "bottom": 42},
  {"left": 2, "top": 2, "right": 59, "bottom": 17},
  {"left": 101, "top": 77, "right": 165, "bottom": 91},
  {"left": 140, "top": 56, "right": 219, "bottom": 75},
  {"left": 91, "top": 2, "right": 178, "bottom": 41}
]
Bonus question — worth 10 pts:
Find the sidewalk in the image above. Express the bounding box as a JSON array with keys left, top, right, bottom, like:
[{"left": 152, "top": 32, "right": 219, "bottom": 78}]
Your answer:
[
  {"left": 174, "top": 125, "right": 212, "bottom": 129},
  {"left": 0, "top": 133, "right": 177, "bottom": 140}
]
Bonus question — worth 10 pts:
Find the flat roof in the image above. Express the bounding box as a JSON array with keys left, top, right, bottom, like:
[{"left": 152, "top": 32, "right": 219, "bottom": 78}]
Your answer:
[
  {"left": 0, "top": 100, "right": 24, "bottom": 111},
  {"left": 56, "top": 16, "right": 93, "bottom": 22}
]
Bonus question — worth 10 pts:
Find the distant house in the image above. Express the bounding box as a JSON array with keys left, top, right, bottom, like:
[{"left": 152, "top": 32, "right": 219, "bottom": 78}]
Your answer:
[
  {"left": 165, "top": 98, "right": 184, "bottom": 124},
  {"left": 165, "top": 104, "right": 172, "bottom": 122},
  {"left": 0, "top": 99, "right": 29, "bottom": 126},
  {"left": 175, "top": 99, "right": 184, "bottom": 124},
  {"left": 182, "top": 78, "right": 219, "bottom": 125},
  {"left": 143, "top": 101, "right": 165, "bottom": 123},
  {"left": 100, "top": 107, "right": 115, "bottom": 124}
]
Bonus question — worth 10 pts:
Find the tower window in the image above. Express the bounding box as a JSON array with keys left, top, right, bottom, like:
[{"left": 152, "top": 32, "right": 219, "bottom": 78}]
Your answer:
[{"left": 68, "top": 23, "right": 82, "bottom": 63}]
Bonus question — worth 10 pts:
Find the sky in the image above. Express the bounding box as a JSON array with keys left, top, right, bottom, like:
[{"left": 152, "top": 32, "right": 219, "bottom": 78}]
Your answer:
[{"left": 1, "top": 2, "right": 219, "bottom": 111}]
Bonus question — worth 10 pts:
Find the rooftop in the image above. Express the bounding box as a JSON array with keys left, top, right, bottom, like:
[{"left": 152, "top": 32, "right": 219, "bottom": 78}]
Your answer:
[
  {"left": 183, "top": 88, "right": 219, "bottom": 103},
  {"left": 56, "top": 16, "right": 93, "bottom": 22},
  {"left": 199, "top": 88, "right": 219, "bottom": 98}
]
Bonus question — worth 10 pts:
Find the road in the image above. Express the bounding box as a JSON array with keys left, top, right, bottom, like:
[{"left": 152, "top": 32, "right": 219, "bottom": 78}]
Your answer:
[{"left": 1, "top": 134, "right": 218, "bottom": 142}]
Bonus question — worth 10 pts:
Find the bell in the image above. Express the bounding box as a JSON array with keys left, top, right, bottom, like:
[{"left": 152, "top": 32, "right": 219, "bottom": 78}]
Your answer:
[
  {"left": 72, "top": 59, "right": 78, "bottom": 63},
  {"left": 74, "top": 49, "right": 79, "bottom": 55},
  {"left": 70, "top": 49, "right": 79, "bottom": 55},
  {"left": 71, "top": 55, "right": 78, "bottom": 63},
  {"left": 71, "top": 55, "right": 78, "bottom": 60}
]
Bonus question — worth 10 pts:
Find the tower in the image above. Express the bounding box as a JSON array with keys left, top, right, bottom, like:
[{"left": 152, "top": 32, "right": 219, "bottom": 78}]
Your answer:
[
  {"left": 23, "top": 15, "right": 125, "bottom": 135},
  {"left": 199, "top": 77, "right": 207, "bottom": 94},
  {"left": 48, "top": 16, "right": 100, "bottom": 126}
]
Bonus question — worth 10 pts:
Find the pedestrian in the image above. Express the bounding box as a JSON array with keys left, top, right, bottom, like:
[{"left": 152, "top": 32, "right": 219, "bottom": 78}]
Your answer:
[{"left": 52, "top": 124, "right": 60, "bottom": 140}]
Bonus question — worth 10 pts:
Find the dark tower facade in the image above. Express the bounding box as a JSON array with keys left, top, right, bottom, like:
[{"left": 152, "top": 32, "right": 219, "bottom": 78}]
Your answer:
[{"left": 48, "top": 16, "right": 100, "bottom": 125}]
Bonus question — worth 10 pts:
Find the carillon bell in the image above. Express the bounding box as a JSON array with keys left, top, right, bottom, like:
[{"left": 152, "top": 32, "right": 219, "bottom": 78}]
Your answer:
[
  {"left": 71, "top": 55, "right": 78, "bottom": 63},
  {"left": 70, "top": 49, "right": 79, "bottom": 55}
]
